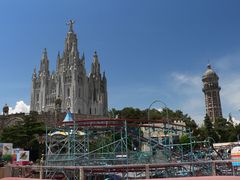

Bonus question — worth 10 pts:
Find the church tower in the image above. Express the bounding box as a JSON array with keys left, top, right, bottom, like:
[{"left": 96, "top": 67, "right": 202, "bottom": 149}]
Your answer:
[
  {"left": 30, "top": 20, "right": 108, "bottom": 116},
  {"left": 202, "top": 64, "right": 222, "bottom": 121}
]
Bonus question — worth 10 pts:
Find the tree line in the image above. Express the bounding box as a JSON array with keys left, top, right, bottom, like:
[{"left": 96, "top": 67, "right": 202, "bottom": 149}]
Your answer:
[
  {"left": 0, "top": 107, "right": 240, "bottom": 162},
  {"left": 110, "top": 107, "right": 240, "bottom": 143}
]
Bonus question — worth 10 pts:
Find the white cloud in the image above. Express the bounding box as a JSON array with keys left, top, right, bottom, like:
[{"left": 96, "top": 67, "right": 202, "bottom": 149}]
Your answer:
[
  {"left": 157, "top": 108, "right": 163, "bottom": 112},
  {"left": 221, "top": 78, "right": 240, "bottom": 108},
  {"left": 232, "top": 117, "right": 240, "bottom": 125},
  {"left": 171, "top": 72, "right": 201, "bottom": 89},
  {"left": 9, "top": 101, "right": 30, "bottom": 114},
  {"left": 227, "top": 116, "right": 240, "bottom": 126},
  {"left": 170, "top": 72, "right": 204, "bottom": 123}
]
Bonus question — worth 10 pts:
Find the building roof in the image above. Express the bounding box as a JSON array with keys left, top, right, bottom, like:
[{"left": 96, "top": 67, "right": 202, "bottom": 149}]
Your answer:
[
  {"left": 203, "top": 64, "right": 218, "bottom": 79},
  {"left": 63, "top": 111, "right": 73, "bottom": 122}
]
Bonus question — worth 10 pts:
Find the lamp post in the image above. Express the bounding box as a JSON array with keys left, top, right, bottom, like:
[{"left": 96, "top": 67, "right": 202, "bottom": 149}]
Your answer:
[
  {"left": 147, "top": 100, "right": 169, "bottom": 122},
  {"left": 205, "top": 137, "right": 217, "bottom": 176},
  {"left": 37, "top": 134, "right": 45, "bottom": 179},
  {"left": 40, "top": 154, "right": 44, "bottom": 179},
  {"left": 37, "top": 134, "right": 45, "bottom": 156},
  {"left": 147, "top": 100, "right": 170, "bottom": 160},
  {"left": 206, "top": 137, "right": 215, "bottom": 151},
  {"left": 147, "top": 100, "right": 169, "bottom": 133}
]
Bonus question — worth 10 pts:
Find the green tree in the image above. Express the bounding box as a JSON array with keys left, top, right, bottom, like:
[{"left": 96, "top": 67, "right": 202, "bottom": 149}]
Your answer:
[
  {"left": 214, "top": 116, "right": 238, "bottom": 142},
  {"left": 146, "top": 108, "right": 162, "bottom": 120},
  {"left": 179, "top": 134, "right": 190, "bottom": 144},
  {"left": 120, "top": 107, "right": 144, "bottom": 119},
  {"left": 203, "top": 114, "right": 219, "bottom": 142},
  {"left": 0, "top": 113, "right": 45, "bottom": 161},
  {"left": 197, "top": 125, "right": 208, "bottom": 141}
]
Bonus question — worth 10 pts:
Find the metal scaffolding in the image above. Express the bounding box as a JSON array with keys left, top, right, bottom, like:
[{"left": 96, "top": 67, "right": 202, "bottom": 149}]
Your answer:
[{"left": 43, "top": 114, "right": 214, "bottom": 179}]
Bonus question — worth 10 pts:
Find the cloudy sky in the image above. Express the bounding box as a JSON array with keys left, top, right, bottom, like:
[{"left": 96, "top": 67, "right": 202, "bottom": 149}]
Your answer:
[{"left": 0, "top": 0, "right": 240, "bottom": 123}]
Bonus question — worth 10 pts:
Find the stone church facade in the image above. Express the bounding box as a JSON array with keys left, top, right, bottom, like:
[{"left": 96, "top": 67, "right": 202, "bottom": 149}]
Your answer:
[{"left": 30, "top": 21, "right": 108, "bottom": 115}]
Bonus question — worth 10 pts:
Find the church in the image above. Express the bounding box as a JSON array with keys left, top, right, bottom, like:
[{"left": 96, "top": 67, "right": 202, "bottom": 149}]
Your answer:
[{"left": 30, "top": 20, "right": 108, "bottom": 116}]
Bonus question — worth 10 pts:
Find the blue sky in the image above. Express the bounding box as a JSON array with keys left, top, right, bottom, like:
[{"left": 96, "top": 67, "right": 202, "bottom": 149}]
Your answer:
[{"left": 1, "top": 0, "right": 240, "bottom": 123}]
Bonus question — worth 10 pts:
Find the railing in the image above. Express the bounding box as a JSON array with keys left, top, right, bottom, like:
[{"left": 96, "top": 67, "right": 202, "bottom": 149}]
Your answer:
[{"left": 7, "top": 160, "right": 237, "bottom": 179}]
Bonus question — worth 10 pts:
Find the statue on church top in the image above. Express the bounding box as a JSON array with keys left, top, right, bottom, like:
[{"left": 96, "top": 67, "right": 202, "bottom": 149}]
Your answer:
[{"left": 66, "top": 20, "right": 75, "bottom": 32}]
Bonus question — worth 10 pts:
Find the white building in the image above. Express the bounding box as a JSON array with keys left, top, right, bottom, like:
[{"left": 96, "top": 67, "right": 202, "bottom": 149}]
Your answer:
[{"left": 30, "top": 21, "right": 108, "bottom": 115}]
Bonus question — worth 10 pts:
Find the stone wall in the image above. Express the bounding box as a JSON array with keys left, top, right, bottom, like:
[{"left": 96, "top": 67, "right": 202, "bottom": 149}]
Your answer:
[{"left": 0, "top": 112, "right": 107, "bottom": 130}]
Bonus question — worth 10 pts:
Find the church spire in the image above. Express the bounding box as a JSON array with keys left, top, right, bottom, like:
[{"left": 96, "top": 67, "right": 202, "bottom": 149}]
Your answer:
[
  {"left": 91, "top": 51, "right": 100, "bottom": 76},
  {"left": 42, "top": 48, "right": 48, "bottom": 60},
  {"left": 31, "top": 21, "right": 108, "bottom": 116},
  {"left": 82, "top": 52, "right": 85, "bottom": 60},
  {"left": 63, "top": 20, "right": 79, "bottom": 60},
  {"left": 93, "top": 51, "right": 98, "bottom": 63},
  {"left": 56, "top": 51, "right": 61, "bottom": 71},
  {"left": 40, "top": 48, "right": 49, "bottom": 74},
  {"left": 57, "top": 51, "right": 60, "bottom": 59},
  {"left": 32, "top": 67, "right": 37, "bottom": 80},
  {"left": 103, "top": 71, "right": 107, "bottom": 84}
]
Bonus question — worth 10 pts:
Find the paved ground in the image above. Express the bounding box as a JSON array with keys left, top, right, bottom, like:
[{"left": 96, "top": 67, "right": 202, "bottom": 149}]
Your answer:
[
  {"left": 2, "top": 176, "right": 240, "bottom": 179},
  {"left": 143, "top": 176, "right": 240, "bottom": 180},
  {"left": 1, "top": 178, "right": 46, "bottom": 180}
]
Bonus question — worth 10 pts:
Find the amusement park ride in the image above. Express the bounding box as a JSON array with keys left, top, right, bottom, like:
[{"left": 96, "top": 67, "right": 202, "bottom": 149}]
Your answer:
[{"left": 35, "top": 109, "right": 234, "bottom": 180}]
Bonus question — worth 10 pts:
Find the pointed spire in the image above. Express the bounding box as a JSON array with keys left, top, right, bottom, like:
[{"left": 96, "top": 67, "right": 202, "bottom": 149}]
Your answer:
[
  {"left": 42, "top": 48, "right": 48, "bottom": 60},
  {"left": 93, "top": 51, "right": 99, "bottom": 63},
  {"left": 56, "top": 51, "right": 61, "bottom": 71},
  {"left": 103, "top": 71, "right": 107, "bottom": 82},
  {"left": 91, "top": 51, "right": 101, "bottom": 76},
  {"left": 82, "top": 52, "right": 85, "bottom": 60},
  {"left": 40, "top": 48, "right": 49, "bottom": 74},
  {"left": 63, "top": 110, "right": 73, "bottom": 122},
  {"left": 57, "top": 51, "right": 60, "bottom": 59},
  {"left": 103, "top": 71, "right": 107, "bottom": 81},
  {"left": 94, "top": 51, "right": 97, "bottom": 57},
  {"left": 80, "top": 52, "right": 85, "bottom": 68},
  {"left": 63, "top": 21, "right": 79, "bottom": 61},
  {"left": 32, "top": 67, "right": 37, "bottom": 79}
]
